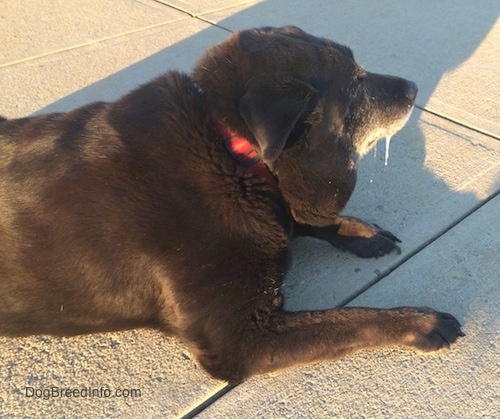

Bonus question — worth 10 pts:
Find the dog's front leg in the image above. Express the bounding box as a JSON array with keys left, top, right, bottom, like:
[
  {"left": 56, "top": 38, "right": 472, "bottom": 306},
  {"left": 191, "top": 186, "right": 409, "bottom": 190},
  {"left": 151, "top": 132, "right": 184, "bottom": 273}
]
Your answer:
[
  {"left": 234, "top": 306, "right": 463, "bottom": 381},
  {"left": 294, "top": 216, "right": 401, "bottom": 258}
]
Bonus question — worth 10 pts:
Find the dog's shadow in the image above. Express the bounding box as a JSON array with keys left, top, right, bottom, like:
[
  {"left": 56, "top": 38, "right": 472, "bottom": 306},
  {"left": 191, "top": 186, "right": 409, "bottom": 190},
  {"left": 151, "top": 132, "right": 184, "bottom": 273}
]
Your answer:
[{"left": 35, "top": 2, "right": 496, "bottom": 328}]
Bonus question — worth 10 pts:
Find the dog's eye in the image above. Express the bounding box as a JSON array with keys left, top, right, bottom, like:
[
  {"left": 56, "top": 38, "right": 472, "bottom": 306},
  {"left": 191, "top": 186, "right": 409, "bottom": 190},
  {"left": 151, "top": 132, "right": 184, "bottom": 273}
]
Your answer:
[
  {"left": 344, "top": 96, "right": 360, "bottom": 124},
  {"left": 345, "top": 109, "right": 356, "bottom": 124}
]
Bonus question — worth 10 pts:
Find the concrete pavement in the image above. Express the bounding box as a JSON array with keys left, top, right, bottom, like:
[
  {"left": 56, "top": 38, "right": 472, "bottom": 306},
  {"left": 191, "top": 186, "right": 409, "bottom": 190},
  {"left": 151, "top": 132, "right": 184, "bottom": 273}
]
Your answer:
[{"left": 0, "top": 1, "right": 498, "bottom": 417}]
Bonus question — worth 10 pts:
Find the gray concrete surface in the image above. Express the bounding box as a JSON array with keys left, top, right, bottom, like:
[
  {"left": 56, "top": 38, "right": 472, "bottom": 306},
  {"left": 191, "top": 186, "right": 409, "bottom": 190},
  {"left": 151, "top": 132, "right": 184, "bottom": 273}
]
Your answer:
[{"left": 0, "top": 1, "right": 498, "bottom": 418}]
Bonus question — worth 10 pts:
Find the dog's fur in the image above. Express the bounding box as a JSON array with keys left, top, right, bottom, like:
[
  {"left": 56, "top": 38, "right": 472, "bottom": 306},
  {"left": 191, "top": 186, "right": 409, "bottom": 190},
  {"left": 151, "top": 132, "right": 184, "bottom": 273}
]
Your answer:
[{"left": 0, "top": 26, "right": 463, "bottom": 382}]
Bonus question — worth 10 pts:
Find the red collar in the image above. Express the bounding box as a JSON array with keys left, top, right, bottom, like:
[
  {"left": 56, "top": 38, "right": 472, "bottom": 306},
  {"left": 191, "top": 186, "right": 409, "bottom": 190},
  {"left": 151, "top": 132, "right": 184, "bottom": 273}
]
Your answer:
[{"left": 212, "top": 116, "right": 277, "bottom": 185}]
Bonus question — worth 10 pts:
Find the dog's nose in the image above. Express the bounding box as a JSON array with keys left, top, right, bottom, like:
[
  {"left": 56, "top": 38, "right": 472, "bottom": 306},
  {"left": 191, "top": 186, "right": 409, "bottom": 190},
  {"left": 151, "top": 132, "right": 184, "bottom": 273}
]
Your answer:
[{"left": 405, "top": 81, "right": 418, "bottom": 102}]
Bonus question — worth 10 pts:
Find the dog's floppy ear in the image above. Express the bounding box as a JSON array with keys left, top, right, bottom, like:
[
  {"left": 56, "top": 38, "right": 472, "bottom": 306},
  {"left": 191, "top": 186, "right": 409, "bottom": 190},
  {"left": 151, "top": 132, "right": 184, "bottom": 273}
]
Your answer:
[{"left": 239, "top": 77, "right": 316, "bottom": 163}]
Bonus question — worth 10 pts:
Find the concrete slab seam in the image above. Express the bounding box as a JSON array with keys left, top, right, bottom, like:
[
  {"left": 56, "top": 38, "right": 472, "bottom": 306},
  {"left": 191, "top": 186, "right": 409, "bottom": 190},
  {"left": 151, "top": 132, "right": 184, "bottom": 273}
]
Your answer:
[
  {"left": 418, "top": 106, "right": 500, "bottom": 141},
  {"left": 153, "top": 0, "right": 257, "bottom": 21},
  {"left": 0, "top": 16, "right": 192, "bottom": 69},
  {"left": 341, "top": 188, "right": 500, "bottom": 307}
]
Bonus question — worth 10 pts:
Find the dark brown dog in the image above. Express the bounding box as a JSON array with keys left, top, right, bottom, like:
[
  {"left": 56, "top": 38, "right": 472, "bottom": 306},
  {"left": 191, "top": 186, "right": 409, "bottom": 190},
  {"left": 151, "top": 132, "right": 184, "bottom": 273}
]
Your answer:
[{"left": 0, "top": 26, "right": 463, "bottom": 382}]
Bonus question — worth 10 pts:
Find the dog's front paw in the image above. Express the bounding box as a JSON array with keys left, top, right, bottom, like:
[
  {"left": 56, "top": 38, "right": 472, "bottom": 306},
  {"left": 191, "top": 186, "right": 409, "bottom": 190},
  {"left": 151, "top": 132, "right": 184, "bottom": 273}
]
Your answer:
[
  {"left": 343, "top": 223, "right": 401, "bottom": 258},
  {"left": 401, "top": 307, "right": 465, "bottom": 352}
]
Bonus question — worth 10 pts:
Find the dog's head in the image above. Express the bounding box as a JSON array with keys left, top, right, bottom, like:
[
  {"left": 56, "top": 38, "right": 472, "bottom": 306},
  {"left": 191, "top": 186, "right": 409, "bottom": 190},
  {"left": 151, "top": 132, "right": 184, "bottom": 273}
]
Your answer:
[{"left": 193, "top": 26, "right": 417, "bottom": 226}]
